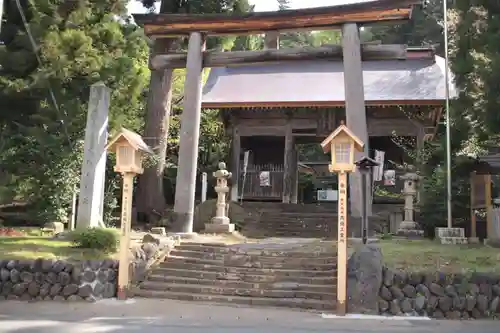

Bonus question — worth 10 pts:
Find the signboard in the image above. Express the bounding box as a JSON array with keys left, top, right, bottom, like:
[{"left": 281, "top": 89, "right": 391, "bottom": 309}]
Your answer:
[
  {"left": 259, "top": 171, "right": 270, "bottom": 187},
  {"left": 317, "top": 190, "right": 338, "bottom": 202},
  {"left": 383, "top": 169, "right": 396, "bottom": 186},
  {"left": 373, "top": 150, "right": 385, "bottom": 181}
]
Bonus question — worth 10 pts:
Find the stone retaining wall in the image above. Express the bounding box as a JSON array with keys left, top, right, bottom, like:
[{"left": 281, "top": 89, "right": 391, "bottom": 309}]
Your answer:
[
  {"left": 379, "top": 268, "right": 500, "bottom": 319},
  {"left": 0, "top": 259, "right": 118, "bottom": 301},
  {"left": 0, "top": 234, "right": 178, "bottom": 302}
]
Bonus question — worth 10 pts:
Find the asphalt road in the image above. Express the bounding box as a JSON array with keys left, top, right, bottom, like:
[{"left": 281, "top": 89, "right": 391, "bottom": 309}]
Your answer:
[{"left": 0, "top": 299, "right": 499, "bottom": 333}]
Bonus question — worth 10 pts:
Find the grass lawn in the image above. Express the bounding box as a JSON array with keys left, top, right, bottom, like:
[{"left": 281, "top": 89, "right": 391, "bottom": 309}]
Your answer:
[
  {"left": 0, "top": 237, "right": 116, "bottom": 261},
  {"left": 192, "top": 235, "right": 500, "bottom": 273},
  {"left": 378, "top": 239, "right": 500, "bottom": 273}
]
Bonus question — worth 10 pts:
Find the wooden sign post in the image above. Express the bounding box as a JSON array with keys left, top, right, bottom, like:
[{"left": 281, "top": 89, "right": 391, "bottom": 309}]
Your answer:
[
  {"left": 117, "top": 172, "right": 134, "bottom": 299},
  {"left": 337, "top": 171, "right": 348, "bottom": 315},
  {"left": 321, "top": 122, "right": 364, "bottom": 316},
  {"left": 105, "top": 128, "right": 154, "bottom": 300}
]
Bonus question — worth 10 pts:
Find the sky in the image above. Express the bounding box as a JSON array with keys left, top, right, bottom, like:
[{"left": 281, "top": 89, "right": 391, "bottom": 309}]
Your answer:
[{"left": 127, "top": 0, "right": 359, "bottom": 14}]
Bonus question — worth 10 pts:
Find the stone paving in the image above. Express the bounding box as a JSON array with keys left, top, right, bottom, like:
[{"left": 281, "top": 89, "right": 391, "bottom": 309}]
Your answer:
[{"left": 0, "top": 299, "right": 499, "bottom": 333}]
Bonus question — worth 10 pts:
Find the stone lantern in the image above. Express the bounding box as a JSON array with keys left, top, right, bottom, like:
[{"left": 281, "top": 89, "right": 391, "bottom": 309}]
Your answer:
[
  {"left": 397, "top": 166, "right": 424, "bottom": 237},
  {"left": 204, "top": 162, "right": 235, "bottom": 233}
]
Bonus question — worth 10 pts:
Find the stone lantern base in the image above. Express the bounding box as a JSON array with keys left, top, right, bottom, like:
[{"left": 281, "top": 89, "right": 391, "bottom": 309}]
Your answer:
[
  {"left": 204, "top": 223, "right": 235, "bottom": 234},
  {"left": 396, "top": 221, "right": 424, "bottom": 238},
  {"left": 204, "top": 216, "right": 235, "bottom": 234}
]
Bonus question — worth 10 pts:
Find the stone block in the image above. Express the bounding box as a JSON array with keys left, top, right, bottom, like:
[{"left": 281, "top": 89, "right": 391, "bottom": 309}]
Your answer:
[
  {"left": 346, "top": 244, "right": 383, "bottom": 314},
  {"left": 204, "top": 223, "right": 235, "bottom": 234},
  {"left": 436, "top": 227, "right": 465, "bottom": 238},
  {"left": 43, "top": 222, "right": 65, "bottom": 234},
  {"left": 439, "top": 237, "right": 468, "bottom": 245},
  {"left": 0, "top": 258, "right": 119, "bottom": 302},
  {"left": 378, "top": 267, "right": 500, "bottom": 319},
  {"left": 150, "top": 227, "right": 166, "bottom": 236}
]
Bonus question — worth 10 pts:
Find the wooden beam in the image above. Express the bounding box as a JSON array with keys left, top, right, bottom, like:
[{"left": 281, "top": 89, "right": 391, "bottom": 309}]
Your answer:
[
  {"left": 282, "top": 121, "right": 294, "bottom": 203},
  {"left": 134, "top": 0, "right": 421, "bottom": 37},
  {"left": 150, "top": 44, "right": 406, "bottom": 70},
  {"left": 230, "top": 125, "right": 241, "bottom": 202},
  {"left": 291, "top": 146, "right": 299, "bottom": 204}
]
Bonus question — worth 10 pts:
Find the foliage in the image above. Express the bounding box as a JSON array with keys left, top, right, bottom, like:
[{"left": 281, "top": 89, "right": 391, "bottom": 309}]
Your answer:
[
  {"left": 368, "top": 0, "right": 500, "bottom": 237},
  {"left": 448, "top": 1, "right": 500, "bottom": 141},
  {"left": 69, "top": 227, "right": 119, "bottom": 253},
  {"left": 0, "top": 1, "right": 150, "bottom": 224},
  {"left": 369, "top": 1, "right": 444, "bottom": 53},
  {"left": 418, "top": 156, "right": 476, "bottom": 236}
]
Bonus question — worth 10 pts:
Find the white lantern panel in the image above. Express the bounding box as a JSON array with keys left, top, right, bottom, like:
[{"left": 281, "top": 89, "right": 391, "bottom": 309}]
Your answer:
[
  {"left": 118, "top": 146, "right": 134, "bottom": 166},
  {"left": 335, "top": 142, "right": 351, "bottom": 164}
]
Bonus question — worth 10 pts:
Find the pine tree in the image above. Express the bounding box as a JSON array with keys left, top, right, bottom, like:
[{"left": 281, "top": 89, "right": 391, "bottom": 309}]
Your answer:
[{"left": 0, "top": 0, "right": 150, "bottom": 223}]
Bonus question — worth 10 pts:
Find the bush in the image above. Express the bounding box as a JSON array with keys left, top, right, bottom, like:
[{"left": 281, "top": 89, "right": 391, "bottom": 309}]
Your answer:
[{"left": 69, "top": 228, "right": 119, "bottom": 253}]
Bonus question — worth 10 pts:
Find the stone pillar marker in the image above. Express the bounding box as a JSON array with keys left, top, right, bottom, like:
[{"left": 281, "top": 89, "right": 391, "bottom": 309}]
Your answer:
[
  {"left": 205, "top": 162, "right": 235, "bottom": 233},
  {"left": 397, "top": 167, "right": 423, "bottom": 238},
  {"left": 76, "top": 82, "right": 109, "bottom": 229}
]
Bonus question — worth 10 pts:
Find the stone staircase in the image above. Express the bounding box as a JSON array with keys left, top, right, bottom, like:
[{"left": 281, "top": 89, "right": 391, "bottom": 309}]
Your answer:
[
  {"left": 246, "top": 211, "right": 338, "bottom": 238},
  {"left": 134, "top": 242, "right": 337, "bottom": 311},
  {"left": 240, "top": 203, "right": 387, "bottom": 238}
]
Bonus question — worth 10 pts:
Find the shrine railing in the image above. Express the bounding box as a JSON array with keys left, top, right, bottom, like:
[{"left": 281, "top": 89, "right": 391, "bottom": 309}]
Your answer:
[{"left": 239, "top": 164, "right": 284, "bottom": 200}]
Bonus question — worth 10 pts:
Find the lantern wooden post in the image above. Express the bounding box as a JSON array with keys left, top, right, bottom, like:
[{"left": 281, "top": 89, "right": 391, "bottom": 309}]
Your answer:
[
  {"left": 321, "top": 122, "right": 364, "bottom": 316},
  {"left": 106, "top": 128, "right": 154, "bottom": 300},
  {"left": 337, "top": 171, "right": 348, "bottom": 315}
]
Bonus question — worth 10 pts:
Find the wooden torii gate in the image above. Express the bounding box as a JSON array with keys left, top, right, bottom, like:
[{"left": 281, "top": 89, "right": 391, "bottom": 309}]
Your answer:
[{"left": 134, "top": 0, "right": 422, "bottom": 233}]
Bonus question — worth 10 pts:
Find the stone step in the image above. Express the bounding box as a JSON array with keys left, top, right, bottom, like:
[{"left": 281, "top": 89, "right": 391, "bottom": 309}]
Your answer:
[
  {"left": 169, "top": 250, "right": 338, "bottom": 264},
  {"left": 148, "top": 275, "right": 337, "bottom": 293},
  {"left": 253, "top": 227, "right": 334, "bottom": 234},
  {"left": 255, "top": 223, "right": 334, "bottom": 229},
  {"left": 250, "top": 231, "right": 332, "bottom": 238},
  {"left": 181, "top": 242, "right": 228, "bottom": 247},
  {"left": 164, "top": 256, "right": 337, "bottom": 271},
  {"left": 259, "top": 215, "right": 334, "bottom": 219},
  {"left": 173, "top": 245, "right": 337, "bottom": 258},
  {"left": 438, "top": 236, "right": 468, "bottom": 245},
  {"left": 242, "top": 232, "right": 331, "bottom": 240},
  {"left": 139, "top": 281, "right": 336, "bottom": 301},
  {"left": 256, "top": 219, "right": 339, "bottom": 224},
  {"left": 152, "top": 267, "right": 337, "bottom": 284},
  {"left": 261, "top": 212, "right": 337, "bottom": 217},
  {"left": 158, "top": 261, "right": 336, "bottom": 276},
  {"left": 133, "top": 289, "right": 335, "bottom": 310},
  {"left": 258, "top": 219, "right": 334, "bottom": 223}
]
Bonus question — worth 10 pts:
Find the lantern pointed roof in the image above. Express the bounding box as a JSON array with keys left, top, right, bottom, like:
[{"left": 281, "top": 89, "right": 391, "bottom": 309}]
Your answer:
[
  {"left": 321, "top": 123, "right": 365, "bottom": 153},
  {"left": 106, "top": 127, "right": 154, "bottom": 154}
]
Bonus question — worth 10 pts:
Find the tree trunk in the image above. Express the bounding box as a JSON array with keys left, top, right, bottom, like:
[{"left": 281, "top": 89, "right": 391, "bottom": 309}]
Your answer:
[{"left": 136, "top": 39, "right": 175, "bottom": 224}]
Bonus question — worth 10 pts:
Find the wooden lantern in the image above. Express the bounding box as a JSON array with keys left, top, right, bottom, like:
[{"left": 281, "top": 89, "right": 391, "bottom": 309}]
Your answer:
[
  {"left": 106, "top": 128, "right": 154, "bottom": 175},
  {"left": 321, "top": 123, "right": 364, "bottom": 173}
]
